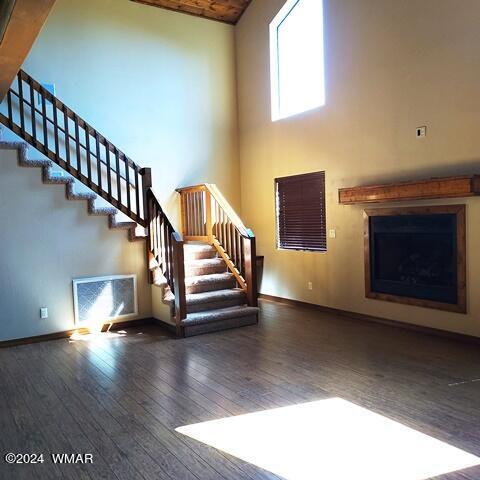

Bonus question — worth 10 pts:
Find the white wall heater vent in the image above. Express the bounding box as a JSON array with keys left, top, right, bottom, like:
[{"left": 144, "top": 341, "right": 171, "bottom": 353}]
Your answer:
[{"left": 73, "top": 275, "right": 137, "bottom": 325}]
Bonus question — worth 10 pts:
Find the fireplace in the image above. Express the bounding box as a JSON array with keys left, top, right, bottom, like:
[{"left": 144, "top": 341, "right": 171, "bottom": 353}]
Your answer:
[{"left": 364, "top": 205, "right": 466, "bottom": 313}]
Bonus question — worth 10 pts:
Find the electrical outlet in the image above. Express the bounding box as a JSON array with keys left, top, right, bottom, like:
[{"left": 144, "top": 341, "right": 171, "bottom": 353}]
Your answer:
[
  {"left": 40, "top": 307, "right": 48, "bottom": 319},
  {"left": 329, "top": 229, "right": 336, "bottom": 239},
  {"left": 416, "top": 126, "right": 427, "bottom": 138},
  {"left": 307, "top": 282, "right": 313, "bottom": 291}
]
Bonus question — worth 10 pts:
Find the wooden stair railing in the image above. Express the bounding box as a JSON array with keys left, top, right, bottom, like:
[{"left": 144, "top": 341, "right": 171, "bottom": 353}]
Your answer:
[
  {"left": 0, "top": 70, "right": 148, "bottom": 225},
  {"left": 177, "top": 184, "right": 258, "bottom": 307},
  {"left": 146, "top": 188, "right": 186, "bottom": 329},
  {"left": 0, "top": 69, "right": 183, "bottom": 307}
]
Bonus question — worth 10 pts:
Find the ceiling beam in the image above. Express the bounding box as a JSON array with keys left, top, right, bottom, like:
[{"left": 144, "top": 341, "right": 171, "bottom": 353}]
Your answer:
[{"left": 0, "top": 0, "right": 56, "bottom": 101}]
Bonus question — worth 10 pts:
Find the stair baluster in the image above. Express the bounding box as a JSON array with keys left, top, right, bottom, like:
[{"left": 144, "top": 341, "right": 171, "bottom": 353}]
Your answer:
[
  {"left": 177, "top": 184, "right": 258, "bottom": 308},
  {"left": 0, "top": 69, "right": 183, "bottom": 304}
]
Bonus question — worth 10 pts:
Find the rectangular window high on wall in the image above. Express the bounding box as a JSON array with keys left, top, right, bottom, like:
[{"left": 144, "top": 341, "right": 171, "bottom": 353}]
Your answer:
[
  {"left": 275, "top": 171, "right": 327, "bottom": 252},
  {"left": 270, "top": 0, "right": 326, "bottom": 121}
]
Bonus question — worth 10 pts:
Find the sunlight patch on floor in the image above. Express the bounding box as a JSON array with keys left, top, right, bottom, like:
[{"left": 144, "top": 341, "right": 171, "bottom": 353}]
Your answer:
[
  {"left": 69, "top": 330, "right": 126, "bottom": 342},
  {"left": 176, "top": 398, "right": 479, "bottom": 480}
]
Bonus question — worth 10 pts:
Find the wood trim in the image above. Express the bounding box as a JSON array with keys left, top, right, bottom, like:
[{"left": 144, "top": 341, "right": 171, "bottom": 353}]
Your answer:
[
  {"left": 184, "top": 235, "right": 209, "bottom": 242},
  {"left": 130, "top": 0, "right": 251, "bottom": 25},
  {"left": 172, "top": 231, "right": 187, "bottom": 336},
  {"left": 363, "top": 205, "right": 467, "bottom": 314},
  {"left": 243, "top": 236, "right": 258, "bottom": 307},
  {"left": 177, "top": 183, "right": 251, "bottom": 238},
  {"left": 339, "top": 175, "right": 480, "bottom": 205},
  {"left": 259, "top": 295, "right": 480, "bottom": 345},
  {"left": 213, "top": 238, "right": 247, "bottom": 290},
  {"left": 206, "top": 183, "right": 251, "bottom": 238},
  {"left": 0, "top": 318, "right": 157, "bottom": 348},
  {"left": 0, "top": 0, "right": 56, "bottom": 100}
]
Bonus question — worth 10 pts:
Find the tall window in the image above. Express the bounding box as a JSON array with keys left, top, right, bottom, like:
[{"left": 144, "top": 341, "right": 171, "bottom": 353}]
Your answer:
[
  {"left": 270, "top": 0, "right": 326, "bottom": 121},
  {"left": 275, "top": 171, "right": 327, "bottom": 252}
]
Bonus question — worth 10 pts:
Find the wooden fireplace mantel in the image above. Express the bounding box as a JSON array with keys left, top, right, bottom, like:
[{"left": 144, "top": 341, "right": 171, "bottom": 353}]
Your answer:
[{"left": 339, "top": 175, "right": 480, "bottom": 205}]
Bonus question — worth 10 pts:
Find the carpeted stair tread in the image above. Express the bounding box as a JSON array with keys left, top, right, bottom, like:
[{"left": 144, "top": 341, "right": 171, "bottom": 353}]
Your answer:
[
  {"left": 185, "top": 272, "right": 235, "bottom": 286},
  {"left": 186, "top": 258, "right": 225, "bottom": 268},
  {"left": 184, "top": 243, "right": 216, "bottom": 252},
  {"left": 184, "top": 257, "right": 226, "bottom": 276},
  {"left": 109, "top": 217, "right": 137, "bottom": 229},
  {"left": 43, "top": 169, "right": 75, "bottom": 185},
  {"left": 184, "top": 243, "right": 217, "bottom": 260},
  {"left": 186, "top": 288, "right": 245, "bottom": 305},
  {"left": 163, "top": 288, "right": 245, "bottom": 306},
  {"left": 66, "top": 184, "right": 97, "bottom": 200},
  {"left": 181, "top": 305, "right": 259, "bottom": 327}
]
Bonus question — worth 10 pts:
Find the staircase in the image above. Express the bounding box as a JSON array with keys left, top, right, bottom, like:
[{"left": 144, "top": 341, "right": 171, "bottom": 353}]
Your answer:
[
  {"left": 0, "top": 127, "right": 146, "bottom": 242},
  {"left": 164, "top": 243, "right": 258, "bottom": 336},
  {"left": 0, "top": 69, "right": 259, "bottom": 337}
]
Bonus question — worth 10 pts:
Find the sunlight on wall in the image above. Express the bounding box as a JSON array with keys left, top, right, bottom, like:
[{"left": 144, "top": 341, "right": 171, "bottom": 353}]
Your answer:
[{"left": 176, "top": 398, "right": 480, "bottom": 480}]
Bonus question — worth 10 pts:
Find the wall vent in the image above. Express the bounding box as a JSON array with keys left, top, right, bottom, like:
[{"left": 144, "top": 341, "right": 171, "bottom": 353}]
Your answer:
[{"left": 73, "top": 275, "right": 137, "bottom": 325}]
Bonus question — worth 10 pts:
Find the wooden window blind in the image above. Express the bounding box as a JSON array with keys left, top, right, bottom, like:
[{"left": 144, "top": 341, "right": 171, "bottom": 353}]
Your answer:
[{"left": 275, "top": 171, "right": 327, "bottom": 251}]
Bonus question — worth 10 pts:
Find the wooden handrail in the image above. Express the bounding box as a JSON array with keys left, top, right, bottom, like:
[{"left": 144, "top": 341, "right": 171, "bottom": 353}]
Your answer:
[
  {"left": 177, "top": 183, "right": 258, "bottom": 307},
  {"left": 0, "top": 70, "right": 146, "bottom": 225},
  {"left": 176, "top": 183, "right": 252, "bottom": 238},
  {"left": 0, "top": 69, "right": 187, "bottom": 333}
]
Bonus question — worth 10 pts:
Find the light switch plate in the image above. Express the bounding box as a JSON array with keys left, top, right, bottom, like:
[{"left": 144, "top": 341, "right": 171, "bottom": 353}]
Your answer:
[{"left": 40, "top": 307, "right": 48, "bottom": 319}]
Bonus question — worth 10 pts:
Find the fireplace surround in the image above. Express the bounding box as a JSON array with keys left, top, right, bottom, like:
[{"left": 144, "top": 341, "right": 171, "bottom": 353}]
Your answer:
[{"left": 364, "top": 205, "right": 466, "bottom": 313}]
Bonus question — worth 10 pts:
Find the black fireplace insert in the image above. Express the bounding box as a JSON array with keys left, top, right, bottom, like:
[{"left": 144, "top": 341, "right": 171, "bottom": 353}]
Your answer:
[{"left": 365, "top": 205, "right": 466, "bottom": 312}]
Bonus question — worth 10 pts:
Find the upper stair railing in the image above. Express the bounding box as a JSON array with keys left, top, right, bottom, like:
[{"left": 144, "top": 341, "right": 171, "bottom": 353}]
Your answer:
[
  {"left": 0, "top": 70, "right": 148, "bottom": 225},
  {"left": 0, "top": 69, "right": 182, "bottom": 302},
  {"left": 176, "top": 183, "right": 258, "bottom": 307}
]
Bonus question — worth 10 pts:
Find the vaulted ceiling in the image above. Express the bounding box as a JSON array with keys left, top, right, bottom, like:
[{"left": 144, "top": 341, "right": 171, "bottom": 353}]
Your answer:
[{"left": 130, "top": 0, "right": 251, "bottom": 24}]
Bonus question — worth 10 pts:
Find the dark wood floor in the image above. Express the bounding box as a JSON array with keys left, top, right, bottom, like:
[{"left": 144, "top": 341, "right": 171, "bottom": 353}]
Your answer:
[{"left": 1, "top": 299, "right": 480, "bottom": 480}]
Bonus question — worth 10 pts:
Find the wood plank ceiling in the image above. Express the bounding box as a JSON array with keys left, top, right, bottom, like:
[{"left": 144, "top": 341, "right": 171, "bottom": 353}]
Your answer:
[{"left": 130, "top": 0, "right": 251, "bottom": 24}]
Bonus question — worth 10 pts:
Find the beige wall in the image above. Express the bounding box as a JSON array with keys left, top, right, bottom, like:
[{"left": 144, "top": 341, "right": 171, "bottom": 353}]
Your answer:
[
  {"left": 236, "top": 0, "right": 480, "bottom": 336},
  {"left": 0, "top": 0, "right": 239, "bottom": 341},
  {"left": 0, "top": 147, "right": 151, "bottom": 342},
  {"left": 23, "top": 0, "right": 240, "bottom": 225}
]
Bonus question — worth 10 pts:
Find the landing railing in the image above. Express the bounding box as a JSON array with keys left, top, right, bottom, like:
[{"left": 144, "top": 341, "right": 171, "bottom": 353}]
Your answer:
[
  {"left": 177, "top": 184, "right": 258, "bottom": 307},
  {"left": 0, "top": 70, "right": 181, "bottom": 304}
]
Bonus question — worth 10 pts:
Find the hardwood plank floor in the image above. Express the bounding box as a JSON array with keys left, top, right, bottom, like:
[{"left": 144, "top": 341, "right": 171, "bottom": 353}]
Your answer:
[{"left": 1, "top": 298, "right": 480, "bottom": 479}]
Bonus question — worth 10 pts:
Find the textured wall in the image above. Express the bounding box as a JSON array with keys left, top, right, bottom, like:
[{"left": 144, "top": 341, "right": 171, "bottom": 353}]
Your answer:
[
  {"left": 23, "top": 0, "right": 240, "bottom": 227},
  {"left": 0, "top": 147, "right": 152, "bottom": 341},
  {"left": 236, "top": 0, "right": 480, "bottom": 336},
  {"left": 0, "top": 0, "right": 241, "bottom": 341}
]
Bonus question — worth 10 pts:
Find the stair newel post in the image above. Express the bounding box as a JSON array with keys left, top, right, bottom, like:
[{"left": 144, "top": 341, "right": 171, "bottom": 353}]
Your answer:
[
  {"left": 139, "top": 167, "right": 152, "bottom": 225},
  {"left": 243, "top": 230, "right": 258, "bottom": 308},
  {"left": 140, "top": 167, "right": 153, "bottom": 283},
  {"left": 172, "top": 232, "right": 187, "bottom": 337},
  {"left": 205, "top": 187, "right": 213, "bottom": 244}
]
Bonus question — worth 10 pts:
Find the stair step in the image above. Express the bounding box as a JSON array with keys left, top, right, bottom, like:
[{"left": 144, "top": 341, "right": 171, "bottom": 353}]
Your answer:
[
  {"left": 185, "top": 272, "right": 236, "bottom": 294},
  {"left": 184, "top": 243, "right": 217, "bottom": 260},
  {"left": 185, "top": 258, "right": 226, "bottom": 276},
  {"left": 42, "top": 168, "right": 75, "bottom": 185},
  {"left": 164, "top": 288, "right": 246, "bottom": 313},
  {"left": 109, "top": 218, "right": 137, "bottom": 230},
  {"left": 181, "top": 305, "right": 259, "bottom": 336},
  {"left": 89, "top": 206, "right": 118, "bottom": 216},
  {"left": 187, "top": 289, "right": 246, "bottom": 313},
  {"left": 66, "top": 184, "right": 96, "bottom": 201}
]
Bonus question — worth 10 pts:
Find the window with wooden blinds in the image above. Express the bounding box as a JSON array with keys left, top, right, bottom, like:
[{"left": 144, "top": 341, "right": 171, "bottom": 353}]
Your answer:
[{"left": 275, "top": 171, "right": 327, "bottom": 251}]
